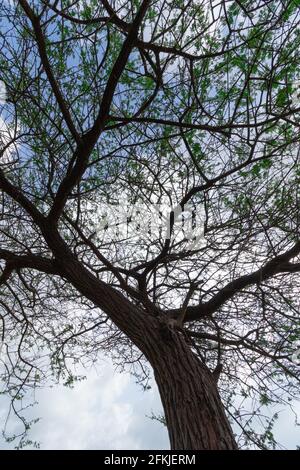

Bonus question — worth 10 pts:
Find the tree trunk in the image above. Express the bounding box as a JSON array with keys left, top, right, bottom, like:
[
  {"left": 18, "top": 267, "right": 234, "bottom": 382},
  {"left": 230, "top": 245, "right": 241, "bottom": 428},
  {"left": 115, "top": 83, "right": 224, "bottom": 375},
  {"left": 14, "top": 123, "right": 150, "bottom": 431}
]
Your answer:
[
  {"left": 144, "top": 328, "right": 238, "bottom": 450},
  {"left": 42, "top": 226, "right": 237, "bottom": 450}
]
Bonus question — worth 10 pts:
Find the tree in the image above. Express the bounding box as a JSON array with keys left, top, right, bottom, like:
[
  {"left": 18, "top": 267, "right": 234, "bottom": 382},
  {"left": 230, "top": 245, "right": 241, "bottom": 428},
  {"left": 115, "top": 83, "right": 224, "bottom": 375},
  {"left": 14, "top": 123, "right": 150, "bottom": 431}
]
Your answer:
[{"left": 0, "top": 0, "right": 300, "bottom": 450}]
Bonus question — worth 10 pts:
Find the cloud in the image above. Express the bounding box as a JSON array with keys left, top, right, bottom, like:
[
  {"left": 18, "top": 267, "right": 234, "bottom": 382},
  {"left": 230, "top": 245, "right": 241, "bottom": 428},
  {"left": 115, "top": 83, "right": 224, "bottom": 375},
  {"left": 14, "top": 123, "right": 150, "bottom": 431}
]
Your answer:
[
  {"left": 0, "top": 358, "right": 169, "bottom": 450},
  {"left": 0, "top": 353, "right": 299, "bottom": 449},
  {"left": 273, "top": 402, "right": 300, "bottom": 449}
]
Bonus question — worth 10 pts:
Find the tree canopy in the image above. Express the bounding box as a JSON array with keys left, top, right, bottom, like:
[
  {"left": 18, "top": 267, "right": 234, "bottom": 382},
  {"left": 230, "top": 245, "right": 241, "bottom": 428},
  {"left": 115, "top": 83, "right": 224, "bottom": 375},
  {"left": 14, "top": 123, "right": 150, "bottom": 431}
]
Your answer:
[{"left": 0, "top": 0, "right": 300, "bottom": 449}]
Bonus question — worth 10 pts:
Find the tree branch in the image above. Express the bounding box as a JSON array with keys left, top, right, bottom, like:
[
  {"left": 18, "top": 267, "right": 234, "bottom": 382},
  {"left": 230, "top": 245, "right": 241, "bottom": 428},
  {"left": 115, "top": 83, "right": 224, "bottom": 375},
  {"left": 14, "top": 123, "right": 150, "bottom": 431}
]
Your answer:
[
  {"left": 0, "top": 169, "right": 44, "bottom": 224},
  {"left": 167, "top": 241, "right": 300, "bottom": 322},
  {"left": 47, "top": 0, "right": 151, "bottom": 223},
  {"left": 0, "top": 248, "right": 58, "bottom": 278},
  {"left": 19, "top": 0, "right": 81, "bottom": 144}
]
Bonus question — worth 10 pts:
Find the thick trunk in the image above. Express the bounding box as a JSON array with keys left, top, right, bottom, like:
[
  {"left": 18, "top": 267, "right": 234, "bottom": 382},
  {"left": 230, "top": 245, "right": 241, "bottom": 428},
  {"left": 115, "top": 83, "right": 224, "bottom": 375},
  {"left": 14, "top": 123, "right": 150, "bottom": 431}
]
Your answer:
[
  {"left": 42, "top": 226, "right": 237, "bottom": 450},
  {"left": 144, "top": 329, "right": 238, "bottom": 450}
]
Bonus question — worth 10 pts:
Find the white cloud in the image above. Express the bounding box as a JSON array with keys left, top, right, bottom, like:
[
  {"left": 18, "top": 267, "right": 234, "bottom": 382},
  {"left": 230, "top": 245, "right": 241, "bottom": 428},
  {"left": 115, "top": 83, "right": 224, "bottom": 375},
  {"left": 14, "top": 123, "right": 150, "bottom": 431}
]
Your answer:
[
  {"left": 0, "top": 358, "right": 169, "bottom": 450},
  {"left": 1, "top": 353, "right": 298, "bottom": 450},
  {"left": 273, "top": 402, "right": 300, "bottom": 449}
]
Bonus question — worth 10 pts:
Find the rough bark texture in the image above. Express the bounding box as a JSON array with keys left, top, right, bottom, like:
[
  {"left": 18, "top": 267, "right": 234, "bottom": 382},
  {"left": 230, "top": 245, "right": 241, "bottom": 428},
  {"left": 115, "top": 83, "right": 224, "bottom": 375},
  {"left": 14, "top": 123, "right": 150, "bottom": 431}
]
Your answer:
[
  {"left": 39, "top": 224, "right": 237, "bottom": 450},
  {"left": 144, "top": 328, "right": 238, "bottom": 450}
]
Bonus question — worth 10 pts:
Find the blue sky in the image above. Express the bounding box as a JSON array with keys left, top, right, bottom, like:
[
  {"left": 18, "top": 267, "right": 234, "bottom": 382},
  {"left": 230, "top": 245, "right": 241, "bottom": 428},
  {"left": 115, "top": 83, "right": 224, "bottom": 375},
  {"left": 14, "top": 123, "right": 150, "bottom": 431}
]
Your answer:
[{"left": 0, "top": 2, "right": 299, "bottom": 452}]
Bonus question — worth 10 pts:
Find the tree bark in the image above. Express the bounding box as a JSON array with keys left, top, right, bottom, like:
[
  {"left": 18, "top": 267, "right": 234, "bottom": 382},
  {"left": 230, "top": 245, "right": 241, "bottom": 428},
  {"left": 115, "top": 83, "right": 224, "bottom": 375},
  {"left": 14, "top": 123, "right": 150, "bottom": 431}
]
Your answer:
[
  {"left": 143, "top": 328, "right": 238, "bottom": 450},
  {"left": 41, "top": 225, "right": 237, "bottom": 450}
]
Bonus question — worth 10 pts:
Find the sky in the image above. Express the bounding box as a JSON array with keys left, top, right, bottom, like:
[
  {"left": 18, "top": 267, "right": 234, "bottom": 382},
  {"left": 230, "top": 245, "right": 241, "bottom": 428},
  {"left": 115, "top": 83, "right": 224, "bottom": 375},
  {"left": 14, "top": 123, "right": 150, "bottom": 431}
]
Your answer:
[
  {"left": 0, "top": 357, "right": 169, "bottom": 450},
  {"left": 0, "top": 96, "right": 299, "bottom": 453},
  {"left": 0, "top": 7, "right": 300, "bottom": 452},
  {"left": 0, "top": 354, "right": 299, "bottom": 450}
]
